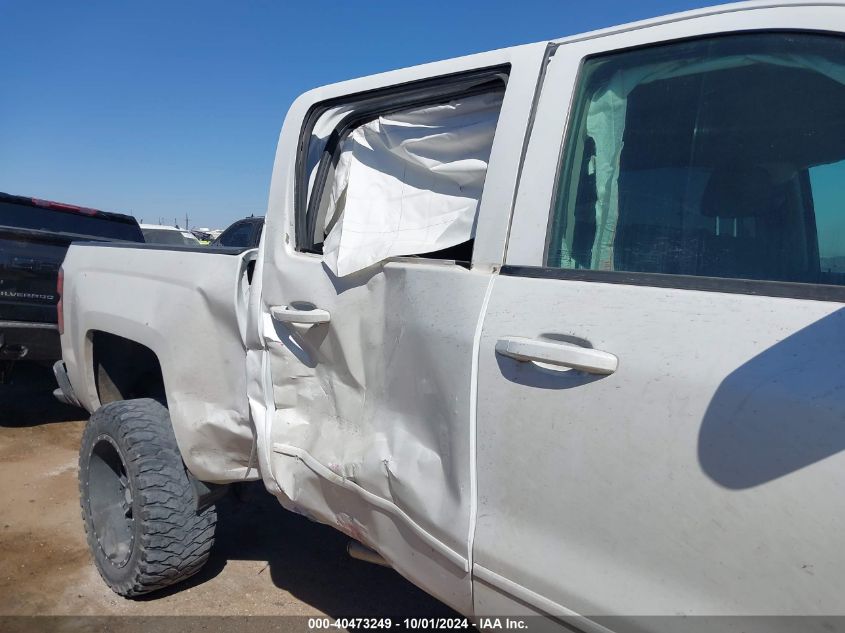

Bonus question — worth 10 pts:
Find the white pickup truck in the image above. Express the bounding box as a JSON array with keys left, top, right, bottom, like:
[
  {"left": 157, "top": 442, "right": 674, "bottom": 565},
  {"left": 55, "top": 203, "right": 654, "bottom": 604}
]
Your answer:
[{"left": 57, "top": 2, "right": 845, "bottom": 630}]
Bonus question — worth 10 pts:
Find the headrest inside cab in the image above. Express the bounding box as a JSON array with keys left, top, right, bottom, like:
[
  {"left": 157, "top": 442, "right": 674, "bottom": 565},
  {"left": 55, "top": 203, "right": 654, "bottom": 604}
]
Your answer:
[{"left": 700, "top": 166, "right": 789, "bottom": 218}]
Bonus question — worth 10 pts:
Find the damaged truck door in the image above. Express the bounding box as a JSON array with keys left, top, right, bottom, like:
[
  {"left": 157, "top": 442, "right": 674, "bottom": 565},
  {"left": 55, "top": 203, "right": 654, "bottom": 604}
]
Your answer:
[
  {"left": 253, "top": 47, "right": 548, "bottom": 613},
  {"left": 60, "top": 2, "right": 845, "bottom": 627}
]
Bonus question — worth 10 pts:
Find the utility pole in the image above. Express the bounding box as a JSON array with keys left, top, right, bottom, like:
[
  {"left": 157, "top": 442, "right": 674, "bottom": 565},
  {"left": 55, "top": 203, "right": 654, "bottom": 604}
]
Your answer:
[{"left": 185, "top": 213, "right": 189, "bottom": 231}]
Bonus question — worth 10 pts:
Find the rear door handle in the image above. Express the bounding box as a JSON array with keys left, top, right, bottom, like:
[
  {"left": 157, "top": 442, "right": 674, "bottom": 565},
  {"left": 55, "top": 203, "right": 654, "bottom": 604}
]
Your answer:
[
  {"left": 495, "top": 336, "right": 618, "bottom": 375},
  {"left": 270, "top": 305, "right": 331, "bottom": 324}
]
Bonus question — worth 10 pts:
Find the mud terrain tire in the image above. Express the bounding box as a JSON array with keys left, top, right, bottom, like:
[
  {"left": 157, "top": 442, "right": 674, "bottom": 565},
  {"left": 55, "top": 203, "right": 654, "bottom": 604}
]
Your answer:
[{"left": 78, "top": 398, "right": 216, "bottom": 597}]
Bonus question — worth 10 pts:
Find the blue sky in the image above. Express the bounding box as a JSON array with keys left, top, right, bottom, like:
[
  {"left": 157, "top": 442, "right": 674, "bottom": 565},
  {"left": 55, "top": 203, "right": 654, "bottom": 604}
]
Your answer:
[{"left": 0, "top": 0, "right": 716, "bottom": 229}]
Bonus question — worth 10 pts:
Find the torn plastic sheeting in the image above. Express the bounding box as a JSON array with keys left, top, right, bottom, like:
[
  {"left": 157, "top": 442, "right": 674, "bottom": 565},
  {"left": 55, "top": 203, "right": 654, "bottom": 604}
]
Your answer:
[
  {"left": 322, "top": 91, "right": 504, "bottom": 277},
  {"left": 304, "top": 103, "right": 359, "bottom": 208}
]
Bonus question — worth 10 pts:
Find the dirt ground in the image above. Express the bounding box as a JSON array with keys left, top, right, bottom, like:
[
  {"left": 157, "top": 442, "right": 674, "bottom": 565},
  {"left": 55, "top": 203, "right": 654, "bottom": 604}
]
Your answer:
[{"left": 0, "top": 363, "right": 455, "bottom": 628}]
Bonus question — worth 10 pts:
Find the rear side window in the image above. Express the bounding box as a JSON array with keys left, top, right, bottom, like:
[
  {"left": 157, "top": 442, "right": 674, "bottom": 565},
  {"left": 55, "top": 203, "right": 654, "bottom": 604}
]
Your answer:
[
  {"left": 0, "top": 201, "right": 142, "bottom": 241},
  {"left": 298, "top": 70, "right": 507, "bottom": 277},
  {"left": 217, "top": 222, "right": 254, "bottom": 247},
  {"left": 141, "top": 228, "right": 195, "bottom": 246},
  {"left": 547, "top": 33, "right": 845, "bottom": 287}
]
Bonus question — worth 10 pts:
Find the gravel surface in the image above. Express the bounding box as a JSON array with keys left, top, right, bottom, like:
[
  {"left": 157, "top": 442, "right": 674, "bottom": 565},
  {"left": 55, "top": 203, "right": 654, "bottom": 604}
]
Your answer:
[{"left": 0, "top": 364, "right": 454, "bottom": 626}]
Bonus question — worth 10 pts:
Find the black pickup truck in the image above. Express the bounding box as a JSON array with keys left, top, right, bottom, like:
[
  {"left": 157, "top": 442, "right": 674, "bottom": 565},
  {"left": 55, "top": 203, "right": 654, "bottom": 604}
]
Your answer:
[{"left": 0, "top": 192, "right": 143, "bottom": 381}]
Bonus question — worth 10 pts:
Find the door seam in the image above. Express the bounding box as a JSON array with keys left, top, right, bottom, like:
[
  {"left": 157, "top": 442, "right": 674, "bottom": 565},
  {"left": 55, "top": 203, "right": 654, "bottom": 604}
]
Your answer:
[
  {"left": 273, "top": 442, "right": 469, "bottom": 571},
  {"left": 468, "top": 272, "right": 498, "bottom": 601}
]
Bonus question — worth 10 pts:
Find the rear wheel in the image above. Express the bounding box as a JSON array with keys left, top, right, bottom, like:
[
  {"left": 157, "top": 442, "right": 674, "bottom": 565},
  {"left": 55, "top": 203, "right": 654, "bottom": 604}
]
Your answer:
[{"left": 79, "top": 398, "right": 216, "bottom": 597}]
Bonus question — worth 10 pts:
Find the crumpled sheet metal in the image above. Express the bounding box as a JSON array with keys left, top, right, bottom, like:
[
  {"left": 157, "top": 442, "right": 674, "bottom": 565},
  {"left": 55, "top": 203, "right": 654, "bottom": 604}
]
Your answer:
[
  {"left": 62, "top": 245, "right": 258, "bottom": 483},
  {"left": 256, "top": 260, "right": 488, "bottom": 614},
  {"left": 248, "top": 39, "right": 551, "bottom": 615}
]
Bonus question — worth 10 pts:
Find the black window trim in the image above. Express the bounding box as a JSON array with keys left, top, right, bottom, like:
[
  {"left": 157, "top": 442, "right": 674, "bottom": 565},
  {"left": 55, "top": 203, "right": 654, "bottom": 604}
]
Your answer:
[
  {"left": 534, "top": 28, "right": 845, "bottom": 304},
  {"left": 500, "top": 265, "right": 845, "bottom": 303},
  {"left": 249, "top": 220, "right": 263, "bottom": 247},
  {"left": 294, "top": 65, "right": 511, "bottom": 253}
]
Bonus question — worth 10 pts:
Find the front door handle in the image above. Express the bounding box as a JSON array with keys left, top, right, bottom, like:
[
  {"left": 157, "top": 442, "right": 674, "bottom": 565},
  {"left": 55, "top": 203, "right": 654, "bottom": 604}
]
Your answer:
[
  {"left": 270, "top": 305, "right": 331, "bottom": 324},
  {"left": 495, "top": 336, "right": 618, "bottom": 375}
]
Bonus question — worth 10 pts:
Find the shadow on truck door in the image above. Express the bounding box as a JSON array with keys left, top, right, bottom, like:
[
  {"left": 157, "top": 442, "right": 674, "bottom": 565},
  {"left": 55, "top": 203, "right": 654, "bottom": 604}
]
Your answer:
[{"left": 698, "top": 307, "right": 845, "bottom": 489}]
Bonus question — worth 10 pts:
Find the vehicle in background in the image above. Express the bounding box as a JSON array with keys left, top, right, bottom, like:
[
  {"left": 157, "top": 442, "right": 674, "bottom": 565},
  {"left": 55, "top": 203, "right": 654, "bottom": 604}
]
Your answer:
[
  {"left": 140, "top": 224, "right": 202, "bottom": 247},
  {"left": 203, "top": 228, "right": 223, "bottom": 241},
  {"left": 210, "top": 216, "right": 264, "bottom": 249},
  {"left": 190, "top": 228, "right": 214, "bottom": 244},
  {"left": 0, "top": 191, "right": 143, "bottom": 382}
]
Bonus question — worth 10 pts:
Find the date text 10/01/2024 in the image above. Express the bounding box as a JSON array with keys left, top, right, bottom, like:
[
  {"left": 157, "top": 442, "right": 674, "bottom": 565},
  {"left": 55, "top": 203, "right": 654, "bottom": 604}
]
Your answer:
[{"left": 306, "top": 618, "right": 529, "bottom": 630}]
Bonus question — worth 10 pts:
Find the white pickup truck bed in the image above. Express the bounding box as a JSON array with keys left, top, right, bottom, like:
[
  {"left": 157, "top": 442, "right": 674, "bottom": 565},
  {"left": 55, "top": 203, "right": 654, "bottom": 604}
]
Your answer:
[{"left": 60, "top": 242, "right": 258, "bottom": 482}]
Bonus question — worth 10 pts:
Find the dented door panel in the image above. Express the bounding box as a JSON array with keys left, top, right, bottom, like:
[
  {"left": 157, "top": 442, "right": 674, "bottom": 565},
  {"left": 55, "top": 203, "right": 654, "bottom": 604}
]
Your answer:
[
  {"left": 251, "top": 42, "right": 549, "bottom": 614},
  {"left": 260, "top": 258, "right": 488, "bottom": 612}
]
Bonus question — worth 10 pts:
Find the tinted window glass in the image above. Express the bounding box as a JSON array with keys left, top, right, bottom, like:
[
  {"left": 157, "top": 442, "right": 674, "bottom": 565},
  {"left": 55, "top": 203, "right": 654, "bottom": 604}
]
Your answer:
[
  {"left": 142, "top": 228, "right": 194, "bottom": 245},
  {"left": 218, "top": 222, "right": 254, "bottom": 247},
  {"left": 810, "top": 159, "right": 845, "bottom": 274},
  {"left": 0, "top": 201, "right": 142, "bottom": 241},
  {"left": 548, "top": 33, "right": 845, "bottom": 286}
]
